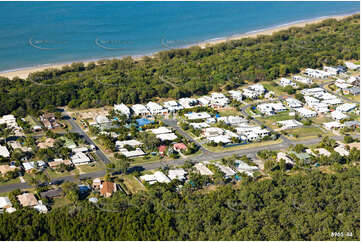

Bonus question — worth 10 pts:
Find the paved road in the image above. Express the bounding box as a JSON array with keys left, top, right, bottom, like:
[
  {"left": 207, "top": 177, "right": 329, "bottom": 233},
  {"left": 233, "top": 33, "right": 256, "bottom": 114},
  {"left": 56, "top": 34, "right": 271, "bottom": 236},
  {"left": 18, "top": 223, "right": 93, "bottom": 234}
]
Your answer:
[
  {"left": 161, "top": 118, "right": 210, "bottom": 154},
  {"left": 63, "top": 112, "right": 111, "bottom": 164}
]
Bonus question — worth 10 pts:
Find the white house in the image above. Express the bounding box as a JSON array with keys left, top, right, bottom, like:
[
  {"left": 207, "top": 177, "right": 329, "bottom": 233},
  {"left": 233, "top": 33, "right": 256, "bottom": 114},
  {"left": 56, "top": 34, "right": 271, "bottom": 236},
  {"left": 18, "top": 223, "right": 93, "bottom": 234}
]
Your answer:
[
  {"left": 150, "top": 126, "right": 172, "bottom": 135},
  {"left": 331, "top": 111, "right": 349, "bottom": 120},
  {"left": 168, "top": 169, "right": 187, "bottom": 181},
  {"left": 140, "top": 171, "right": 171, "bottom": 184},
  {"left": 323, "top": 121, "right": 344, "bottom": 130},
  {"left": 204, "top": 127, "right": 224, "bottom": 137},
  {"left": 279, "top": 78, "right": 297, "bottom": 87},
  {"left": 277, "top": 152, "right": 294, "bottom": 165},
  {"left": 235, "top": 126, "right": 270, "bottom": 141},
  {"left": 285, "top": 98, "right": 303, "bottom": 108},
  {"left": 146, "top": 102, "right": 168, "bottom": 116},
  {"left": 95, "top": 115, "right": 111, "bottom": 125},
  {"left": 190, "top": 122, "right": 210, "bottom": 129},
  {"left": 207, "top": 135, "right": 231, "bottom": 144},
  {"left": 184, "top": 112, "right": 211, "bottom": 120},
  {"left": 257, "top": 102, "right": 287, "bottom": 116},
  {"left": 301, "top": 87, "right": 325, "bottom": 96},
  {"left": 131, "top": 104, "right": 150, "bottom": 117},
  {"left": 0, "top": 114, "right": 17, "bottom": 128},
  {"left": 323, "top": 66, "right": 339, "bottom": 76},
  {"left": 345, "top": 61, "right": 360, "bottom": 70},
  {"left": 119, "top": 148, "right": 146, "bottom": 158},
  {"left": 156, "top": 133, "right": 178, "bottom": 141},
  {"left": 334, "top": 146, "right": 349, "bottom": 156},
  {"left": 194, "top": 163, "right": 213, "bottom": 176},
  {"left": 210, "top": 93, "right": 229, "bottom": 108},
  {"left": 114, "top": 103, "right": 131, "bottom": 117},
  {"left": 293, "top": 75, "right": 313, "bottom": 85},
  {"left": 215, "top": 163, "right": 236, "bottom": 178},
  {"left": 304, "top": 68, "right": 331, "bottom": 79},
  {"left": 197, "top": 96, "right": 211, "bottom": 107},
  {"left": 0, "top": 197, "right": 12, "bottom": 209},
  {"left": 163, "top": 100, "right": 183, "bottom": 112},
  {"left": 70, "top": 152, "right": 90, "bottom": 165},
  {"left": 336, "top": 103, "right": 357, "bottom": 113},
  {"left": 294, "top": 108, "right": 317, "bottom": 118},
  {"left": 277, "top": 120, "right": 303, "bottom": 130},
  {"left": 242, "top": 84, "right": 266, "bottom": 99},
  {"left": 0, "top": 145, "right": 10, "bottom": 158},
  {"left": 178, "top": 98, "right": 198, "bottom": 109},
  {"left": 115, "top": 140, "right": 142, "bottom": 150},
  {"left": 228, "top": 90, "right": 243, "bottom": 101},
  {"left": 235, "top": 160, "right": 259, "bottom": 176},
  {"left": 311, "top": 102, "right": 329, "bottom": 113}
]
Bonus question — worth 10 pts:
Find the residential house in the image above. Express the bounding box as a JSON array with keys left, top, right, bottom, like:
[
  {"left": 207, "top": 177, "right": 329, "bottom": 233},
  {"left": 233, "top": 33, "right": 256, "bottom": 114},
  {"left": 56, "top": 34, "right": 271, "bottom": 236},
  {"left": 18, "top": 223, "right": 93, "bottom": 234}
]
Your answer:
[
  {"left": 306, "top": 148, "right": 331, "bottom": 157},
  {"left": 0, "top": 114, "right": 17, "bottom": 128},
  {"left": 194, "top": 163, "right": 214, "bottom": 176},
  {"left": 293, "top": 75, "right": 313, "bottom": 85},
  {"left": 184, "top": 112, "right": 211, "bottom": 120},
  {"left": 228, "top": 90, "right": 243, "bottom": 101},
  {"left": 119, "top": 148, "right": 146, "bottom": 158},
  {"left": 336, "top": 103, "right": 357, "bottom": 113},
  {"left": 197, "top": 96, "right": 211, "bottom": 107},
  {"left": 343, "top": 86, "right": 360, "bottom": 96},
  {"left": 334, "top": 146, "right": 349, "bottom": 156},
  {"left": 294, "top": 108, "right": 317, "bottom": 118},
  {"left": 215, "top": 163, "right": 236, "bottom": 178},
  {"left": 150, "top": 126, "right": 172, "bottom": 135},
  {"left": 344, "top": 61, "right": 360, "bottom": 70},
  {"left": 331, "top": 111, "right": 349, "bottom": 120},
  {"left": 235, "top": 160, "right": 259, "bottom": 176},
  {"left": 190, "top": 122, "right": 210, "bottom": 129},
  {"left": 210, "top": 92, "right": 229, "bottom": 108},
  {"left": 115, "top": 140, "right": 142, "bottom": 151},
  {"left": 92, "top": 178, "right": 102, "bottom": 189},
  {"left": 323, "top": 121, "right": 344, "bottom": 130},
  {"left": 277, "top": 120, "right": 303, "bottom": 130},
  {"left": 0, "top": 197, "right": 12, "bottom": 209},
  {"left": 100, "top": 181, "right": 117, "bottom": 198},
  {"left": 242, "top": 84, "right": 265, "bottom": 99},
  {"left": 236, "top": 126, "right": 270, "bottom": 142},
  {"left": 95, "top": 115, "right": 111, "bottom": 125},
  {"left": 40, "top": 113, "right": 60, "bottom": 129},
  {"left": 146, "top": 102, "right": 168, "bottom": 116},
  {"left": 163, "top": 100, "right": 184, "bottom": 112},
  {"left": 168, "top": 169, "right": 187, "bottom": 181},
  {"left": 304, "top": 68, "right": 331, "bottom": 79},
  {"left": 178, "top": 98, "right": 198, "bottom": 109},
  {"left": 323, "top": 66, "right": 340, "bottom": 76},
  {"left": 131, "top": 104, "right": 150, "bottom": 117},
  {"left": 0, "top": 145, "right": 10, "bottom": 158},
  {"left": 277, "top": 152, "right": 294, "bottom": 165},
  {"left": 0, "top": 164, "right": 16, "bottom": 176},
  {"left": 257, "top": 102, "right": 287, "bottom": 116},
  {"left": 156, "top": 133, "right": 178, "bottom": 141},
  {"left": 173, "top": 143, "right": 187, "bottom": 152},
  {"left": 17, "top": 193, "right": 38, "bottom": 207},
  {"left": 140, "top": 171, "right": 171, "bottom": 184},
  {"left": 114, "top": 103, "right": 131, "bottom": 117},
  {"left": 158, "top": 145, "right": 167, "bottom": 156},
  {"left": 70, "top": 152, "right": 91, "bottom": 165},
  {"left": 285, "top": 98, "right": 303, "bottom": 108},
  {"left": 37, "top": 138, "right": 56, "bottom": 149},
  {"left": 48, "top": 158, "right": 72, "bottom": 169}
]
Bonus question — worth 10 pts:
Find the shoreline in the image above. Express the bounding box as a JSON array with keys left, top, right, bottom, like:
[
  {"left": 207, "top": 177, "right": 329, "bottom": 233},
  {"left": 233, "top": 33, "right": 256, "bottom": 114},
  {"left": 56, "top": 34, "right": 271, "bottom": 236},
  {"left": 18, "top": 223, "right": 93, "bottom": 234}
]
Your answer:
[{"left": 0, "top": 12, "right": 357, "bottom": 80}]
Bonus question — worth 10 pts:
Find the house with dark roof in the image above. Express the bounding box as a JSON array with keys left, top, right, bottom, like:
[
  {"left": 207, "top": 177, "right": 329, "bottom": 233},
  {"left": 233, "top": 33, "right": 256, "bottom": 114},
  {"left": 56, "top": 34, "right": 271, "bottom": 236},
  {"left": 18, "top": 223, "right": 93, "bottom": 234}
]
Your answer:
[{"left": 40, "top": 188, "right": 63, "bottom": 199}]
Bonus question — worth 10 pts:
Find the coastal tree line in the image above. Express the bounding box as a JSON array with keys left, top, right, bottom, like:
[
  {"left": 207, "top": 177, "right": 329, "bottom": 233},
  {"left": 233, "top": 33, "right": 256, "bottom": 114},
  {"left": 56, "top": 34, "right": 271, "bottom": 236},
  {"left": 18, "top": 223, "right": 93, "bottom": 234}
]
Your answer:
[{"left": 0, "top": 14, "right": 359, "bottom": 116}]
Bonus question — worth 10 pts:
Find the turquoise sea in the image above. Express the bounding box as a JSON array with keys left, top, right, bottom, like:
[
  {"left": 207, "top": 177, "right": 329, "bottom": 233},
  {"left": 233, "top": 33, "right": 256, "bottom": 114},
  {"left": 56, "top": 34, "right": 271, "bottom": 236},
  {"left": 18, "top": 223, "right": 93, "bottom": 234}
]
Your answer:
[{"left": 0, "top": 1, "right": 359, "bottom": 72}]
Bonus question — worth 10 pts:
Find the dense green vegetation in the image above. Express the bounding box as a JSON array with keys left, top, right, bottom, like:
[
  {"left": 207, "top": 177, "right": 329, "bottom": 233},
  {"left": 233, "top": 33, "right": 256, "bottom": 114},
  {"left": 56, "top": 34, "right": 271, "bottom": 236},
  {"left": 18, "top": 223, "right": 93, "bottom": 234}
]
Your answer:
[
  {"left": 0, "top": 166, "right": 359, "bottom": 240},
  {"left": 0, "top": 15, "right": 359, "bottom": 117}
]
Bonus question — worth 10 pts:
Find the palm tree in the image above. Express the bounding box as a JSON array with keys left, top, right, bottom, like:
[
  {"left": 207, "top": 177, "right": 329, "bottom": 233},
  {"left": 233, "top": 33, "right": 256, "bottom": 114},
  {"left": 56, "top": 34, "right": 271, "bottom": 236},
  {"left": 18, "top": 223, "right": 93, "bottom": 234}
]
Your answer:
[{"left": 3, "top": 126, "right": 14, "bottom": 145}]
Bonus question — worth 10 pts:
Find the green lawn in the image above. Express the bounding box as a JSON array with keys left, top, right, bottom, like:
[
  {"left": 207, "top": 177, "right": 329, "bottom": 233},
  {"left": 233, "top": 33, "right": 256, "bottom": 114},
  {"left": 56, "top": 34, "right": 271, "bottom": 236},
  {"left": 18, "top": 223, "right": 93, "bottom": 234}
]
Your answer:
[
  {"left": 258, "top": 111, "right": 292, "bottom": 128},
  {"left": 78, "top": 160, "right": 105, "bottom": 174},
  {"left": 286, "top": 126, "right": 327, "bottom": 140},
  {"left": 218, "top": 108, "right": 242, "bottom": 116},
  {"left": 0, "top": 177, "right": 20, "bottom": 186},
  {"left": 261, "top": 81, "right": 286, "bottom": 96},
  {"left": 119, "top": 174, "right": 145, "bottom": 194}
]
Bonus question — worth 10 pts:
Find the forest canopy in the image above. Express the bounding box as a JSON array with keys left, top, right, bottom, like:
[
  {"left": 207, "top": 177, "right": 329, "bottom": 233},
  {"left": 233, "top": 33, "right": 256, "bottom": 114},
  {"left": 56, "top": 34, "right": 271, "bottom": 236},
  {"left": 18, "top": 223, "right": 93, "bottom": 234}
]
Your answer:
[
  {"left": 0, "top": 166, "right": 359, "bottom": 240},
  {"left": 0, "top": 15, "right": 359, "bottom": 116}
]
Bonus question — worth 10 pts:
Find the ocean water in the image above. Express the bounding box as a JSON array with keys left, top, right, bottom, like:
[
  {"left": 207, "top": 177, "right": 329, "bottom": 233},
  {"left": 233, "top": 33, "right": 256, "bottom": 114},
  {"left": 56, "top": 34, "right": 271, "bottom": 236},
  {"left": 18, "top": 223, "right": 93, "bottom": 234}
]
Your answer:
[{"left": 0, "top": 1, "right": 359, "bottom": 72}]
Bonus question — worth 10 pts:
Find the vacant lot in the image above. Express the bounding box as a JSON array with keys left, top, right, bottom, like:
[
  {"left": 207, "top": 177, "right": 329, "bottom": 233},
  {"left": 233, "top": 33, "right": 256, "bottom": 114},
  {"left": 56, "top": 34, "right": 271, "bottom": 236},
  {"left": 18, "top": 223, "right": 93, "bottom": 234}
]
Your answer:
[{"left": 120, "top": 174, "right": 145, "bottom": 194}]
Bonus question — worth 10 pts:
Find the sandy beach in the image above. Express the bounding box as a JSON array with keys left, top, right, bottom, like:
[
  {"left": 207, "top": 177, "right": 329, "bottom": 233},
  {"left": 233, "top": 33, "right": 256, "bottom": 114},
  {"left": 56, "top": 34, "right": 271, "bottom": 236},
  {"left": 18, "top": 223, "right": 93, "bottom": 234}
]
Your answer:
[{"left": 0, "top": 14, "right": 354, "bottom": 80}]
